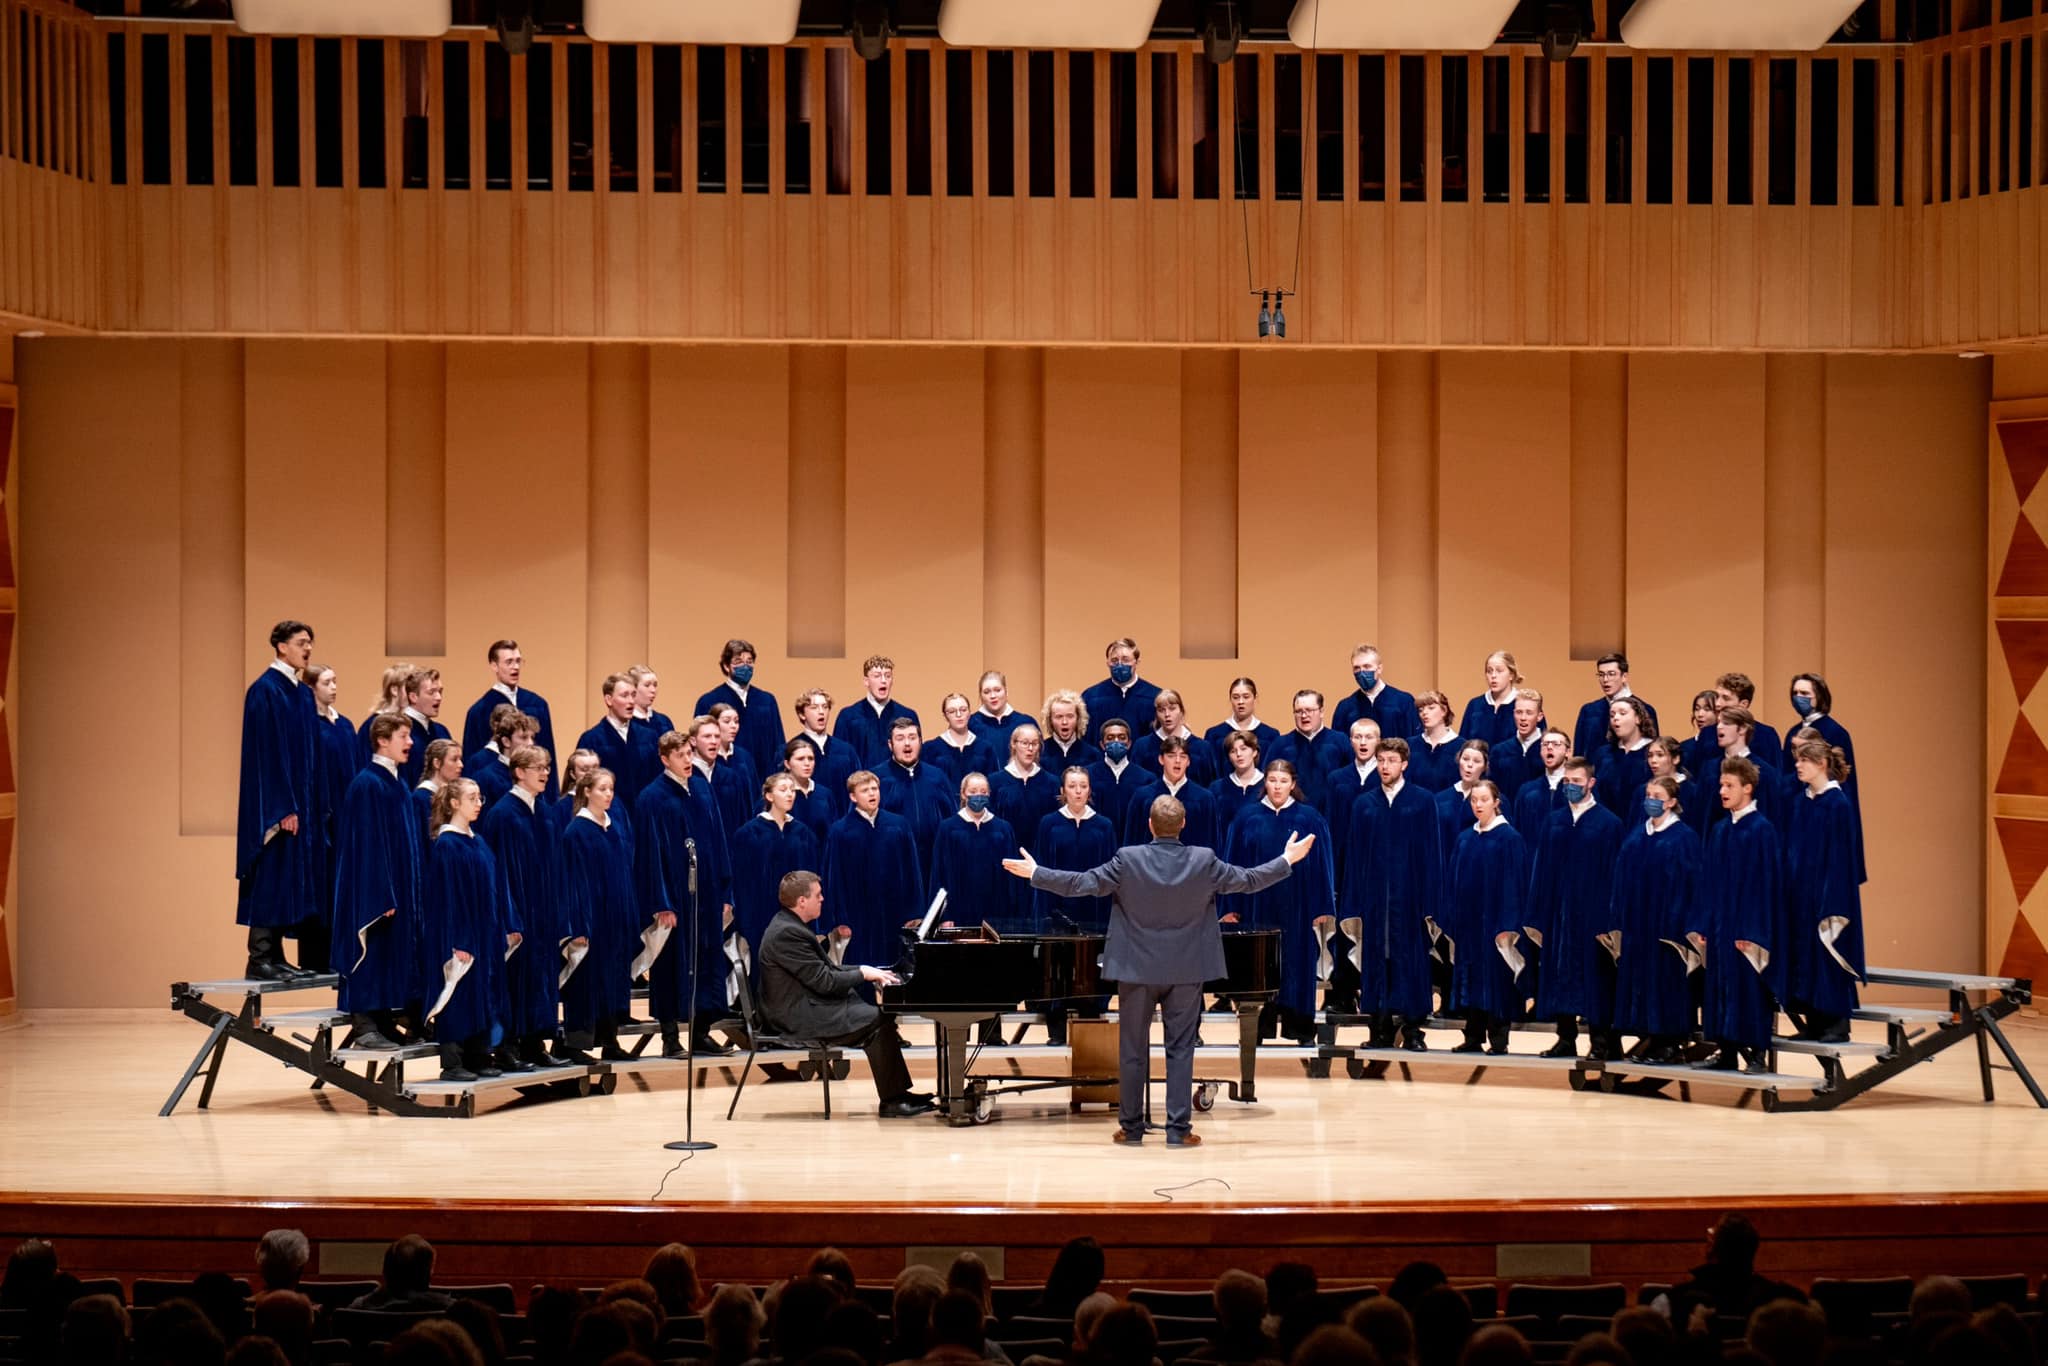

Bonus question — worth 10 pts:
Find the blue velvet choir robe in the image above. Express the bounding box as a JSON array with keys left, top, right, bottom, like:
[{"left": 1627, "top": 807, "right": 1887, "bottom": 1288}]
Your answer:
[
  {"left": 928, "top": 812, "right": 1031, "bottom": 932},
  {"left": 1593, "top": 741, "right": 1653, "bottom": 817},
  {"left": 1221, "top": 800, "right": 1336, "bottom": 1020},
  {"left": 635, "top": 770, "right": 734, "bottom": 1022},
  {"left": 1031, "top": 807, "right": 1118, "bottom": 932},
  {"left": 1490, "top": 735, "right": 1546, "bottom": 803},
  {"left": 1698, "top": 751, "right": 1791, "bottom": 833},
  {"left": 1084, "top": 760, "right": 1148, "bottom": 838},
  {"left": 479, "top": 787, "right": 571, "bottom": 1041},
  {"left": 793, "top": 731, "right": 861, "bottom": 798},
  {"left": 877, "top": 759, "right": 956, "bottom": 872},
  {"left": 1131, "top": 731, "right": 1219, "bottom": 787},
  {"left": 1322, "top": 763, "right": 1382, "bottom": 884},
  {"left": 1458, "top": 694, "right": 1520, "bottom": 749},
  {"left": 470, "top": 748, "right": 515, "bottom": 816},
  {"left": 968, "top": 708, "right": 1030, "bottom": 746},
  {"left": 332, "top": 760, "right": 424, "bottom": 1015},
  {"left": 821, "top": 808, "right": 924, "bottom": 965},
  {"left": 1265, "top": 729, "right": 1350, "bottom": 812},
  {"left": 1572, "top": 693, "right": 1659, "bottom": 763},
  {"left": 695, "top": 681, "right": 787, "bottom": 784},
  {"left": 728, "top": 813, "right": 822, "bottom": 956},
  {"left": 1444, "top": 821, "right": 1530, "bottom": 1024},
  {"left": 311, "top": 709, "right": 364, "bottom": 957},
  {"left": 1609, "top": 819, "right": 1702, "bottom": 1040},
  {"left": 420, "top": 828, "right": 515, "bottom": 1047},
  {"left": 1332, "top": 684, "right": 1421, "bottom": 745},
  {"left": 1080, "top": 676, "right": 1162, "bottom": 746},
  {"left": 1628, "top": 774, "right": 1707, "bottom": 837},
  {"left": 1525, "top": 800, "right": 1625, "bottom": 1028},
  {"left": 1404, "top": 735, "right": 1465, "bottom": 795},
  {"left": 558, "top": 809, "right": 637, "bottom": 1035},
  {"left": 578, "top": 717, "right": 660, "bottom": 808},
  {"left": 410, "top": 784, "right": 439, "bottom": 845},
  {"left": 1209, "top": 773, "right": 1268, "bottom": 844},
  {"left": 1784, "top": 784, "right": 1866, "bottom": 1017},
  {"left": 990, "top": 766, "right": 1061, "bottom": 853},
  {"left": 1125, "top": 778, "right": 1219, "bottom": 852},
  {"left": 788, "top": 778, "right": 844, "bottom": 845},
  {"left": 236, "top": 664, "right": 322, "bottom": 930},
  {"left": 1784, "top": 714, "right": 1865, "bottom": 884},
  {"left": 460, "top": 686, "right": 558, "bottom": 798},
  {"left": 1691, "top": 809, "right": 1786, "bottom": 1050},
  {"left": 712, "top": 748, "right": 762, "bottom": 840},
  {"left": 1043, "top": 734, "right": 1102, "bottom": 774},
  {"left": 1680, "top": 725, "right": 1719, "bottom": 779},
  {"left": 1511, "top": 771, "right": 1568, "bottom": 838},
  {"left": 831, "top": 697, "right": 921, "bottom": 769},
  {"left": 922, "top": 733, "right": 1000, "bottom": 791},
  {"left": 397, "top": 713, "right": 451, "bottom": 789},
  {"left": 1202, "top": 720, "right": 1282, "bottom": 759},
  {"left": 1434, "top": 784, "right": 1481, "bottom": 874},
  {"left": 1340, "top": 781, "right": 1443, "bottom": 1023}
]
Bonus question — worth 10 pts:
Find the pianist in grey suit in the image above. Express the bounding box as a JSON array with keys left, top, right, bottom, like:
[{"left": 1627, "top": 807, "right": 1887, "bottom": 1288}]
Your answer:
[{"left": 1003, "top": 794, "right": 1312, "bottom": 1146}]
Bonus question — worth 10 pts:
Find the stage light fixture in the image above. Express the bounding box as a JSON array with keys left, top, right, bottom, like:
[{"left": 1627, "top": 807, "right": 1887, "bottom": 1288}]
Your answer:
[
  {"left": 1540, "top": 1, "right": 1583, "bottom": 63},
  {"left": 1199, "top": 0, "right": 1243, "bottom": 64},
  {"left": 1618, "top": 0, "right": 1863, "bottom": 52},
  {"left": 1257, "top": 292, "right": 1272, "bottom": 339},
  {"left": 849, "top": 0, "right": 895, "bottom": 62},
  {"left": 937, "top": 0, "right": 1163, "bottom": 51},
  {"left": 231, "top": 0, "right": 452, "bottom": 37},
  {"left": 494, "top": 0, "right": 534, "bottom": 55},
  {"left": 1273, "top": 295, "right": 1287, "bottom": 340},
  {"left": 582, "top": 0, "right": 801, "bottom": 44}
]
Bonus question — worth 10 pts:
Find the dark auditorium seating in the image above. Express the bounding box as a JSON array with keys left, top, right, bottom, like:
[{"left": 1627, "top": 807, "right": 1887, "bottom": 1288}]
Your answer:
[
  {"left": 330, "top": 1306, "right": 451, "bottom": 1348},
  {"left": 1810, "top": 1275, "right": 1915, "bottom": 1332},
  {"left": 1459, "top": 1283, "right": 1499, "bottom": 1319},
  {"left": 992, "top": 1314, "right": 1077, "bottom": 1340},
  {"left": 133, "top": 1275, "right": 253, "bottom": 1306},
  {"left": 1310, "top": 1285, "right": 1380, "bottom": 1315},
  {"left": 1503, "top": 1282, "right": 1628, "bottom": 1325},
  {"left": 990, "top": 1285, "right": 1043, "bottom": 1319},
  {"left": 434, "top": 1281, "right": 518, "bottom": 1314},
  {"left": 300, "top": 1279, "right": 380, "bottom": 1312},
  {"left": 1130, "top": 1287, "right": 1219, "bottom": 1316},
  {"left": 1961, "top": 1272, "right": 2032, "bottom": 1309}
]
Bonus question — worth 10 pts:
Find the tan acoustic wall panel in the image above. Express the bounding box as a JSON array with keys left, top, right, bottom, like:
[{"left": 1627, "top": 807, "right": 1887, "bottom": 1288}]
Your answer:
[{"left": 14, "top": 339, "right": 1992, "bottom": 1007}]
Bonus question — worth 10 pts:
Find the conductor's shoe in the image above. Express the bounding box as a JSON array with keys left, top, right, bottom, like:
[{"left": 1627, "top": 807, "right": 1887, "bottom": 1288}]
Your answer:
[
  {"left": 1113, "top": 1129, "right": 1141, "bottom": 1145},
  {"left": 903, "top": 1091, "right": 934, "bottom": 1107},
  {"left": 878, "top": 1096, "right": 936, "bottom": 1118},
  {"left": 1167, "top": 1131, "right": 1203, "bottom": 1148}
]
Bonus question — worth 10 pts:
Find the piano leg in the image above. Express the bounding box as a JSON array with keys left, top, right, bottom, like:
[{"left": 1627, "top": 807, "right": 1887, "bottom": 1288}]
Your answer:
[
  {"left": 933, "top": 1015, "right": 979, "bottom": 1127},
  {"left": 1235, "top": 1002, "right": 1262, "bottom": 1103}
]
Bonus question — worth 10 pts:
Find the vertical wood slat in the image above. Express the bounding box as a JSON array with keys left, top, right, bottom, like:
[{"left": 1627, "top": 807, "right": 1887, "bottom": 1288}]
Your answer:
[
  {"left": 637, "top": 42, "right": 652, "bottom": 334},
  {"left": 1712, "top": 56, "right": 1728, "bottom": 207},
  {"left": 1214, "top": 31, "right": 1233, "bottom": 336},
  {"left": 1796, "top": 56, "right": 1811, "bottom": 207},
  {"left": 593, "top": 35, "right": 611, "bottom": 337},
  {"left": 1508, "top": 51, "right": 1525, "bottom": 205},
  {"left": 550, "top": 38, "right": 567, "bottom": 332},
  {"left": 769, "top": 38, "right": 787, "bottom": 336},
  {"left": 1879, "top": 48, "right": 1896, "bottom": 206},
  {"left": 1837, "top": 55, "right": 1852, "bottom": 203},
  {"left": 1674, "top": 49, "right": 1689, "bottom": 203}
]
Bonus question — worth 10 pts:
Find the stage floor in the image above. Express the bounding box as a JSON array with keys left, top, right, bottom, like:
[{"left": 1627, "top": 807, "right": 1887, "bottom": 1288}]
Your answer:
[{"left": 4, "top": 1008, "right": 2046, "bottom": 1210}]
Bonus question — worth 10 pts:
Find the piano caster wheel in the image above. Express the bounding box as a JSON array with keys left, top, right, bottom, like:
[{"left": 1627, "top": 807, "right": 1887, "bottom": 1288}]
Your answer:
[
  {"left": 830, "top": 1058, "right": 852, "bottom": 1081},
  {"left": 1345, "top": 1058, "right": 1367, "bottom": 1080},
  {"left": 1305, "top": 1058, "right": 1331, "bottom": 1079},
  {"left": 1193, "top": 1085, "right": 1217, "bottom": 1113},
  {"left": 970, "top": 1087, "right": 994, "bottom": 1125}
]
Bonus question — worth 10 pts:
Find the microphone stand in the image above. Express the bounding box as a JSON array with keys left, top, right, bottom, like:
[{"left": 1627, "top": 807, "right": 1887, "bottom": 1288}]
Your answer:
[{"left": 666, "top": 835, "right": 717, "bottom": 1152}]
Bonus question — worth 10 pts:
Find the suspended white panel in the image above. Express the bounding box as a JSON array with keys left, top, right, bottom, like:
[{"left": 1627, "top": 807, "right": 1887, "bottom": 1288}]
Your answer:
[
  {"left": 1285, "top": 0, "right": 1519, "bottom": 52},
  {"left": 583, "top": 0, "right": 803, "bottom": 45},
  {"left": 937, "top": 0, "right": 1164, "bottom": 51},
  {"left": 233, "top": 0, "right": 451, "bottom": 37},
  {"left": 1619, "top": 0, "right": 1861, "bottom": 52}
]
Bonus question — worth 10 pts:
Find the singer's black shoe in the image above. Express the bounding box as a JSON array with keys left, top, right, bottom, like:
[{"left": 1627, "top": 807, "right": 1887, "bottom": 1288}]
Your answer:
[
  {"left": 1401, "top": 1035, "right": 1429, "bottom": 1052},
  {"left": 601, "top": 1041, "right": 635, "bottom": 1062},
  {"left": 1540, "top": 1039, "right": 1578, "bottom": 1058},
  {"left": 245, "top": 958, "right": 293, "bottom": 982},
  {"left": 496, "top": 1048, "right": 537, "bottom": 1074},
  {"left": 690, "top": 1030, "right": 739, "bottom": 1057},
  {"left": 351, "top": 1030, "right": 400, "bottom": 1051},
  {"left": 439, "top": 1064, "right": 479, "bottom": 1083},
  {"left": 552, "top": 1046, "right": 596, "bottom": 1067},
  {"left": 1450, "top": 1039, "right": 1484, "bottom": 1054}
]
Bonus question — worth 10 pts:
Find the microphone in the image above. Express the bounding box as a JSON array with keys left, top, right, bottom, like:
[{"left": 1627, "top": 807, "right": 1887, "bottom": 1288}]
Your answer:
[{"left": 685, "top": 837, "right": 698, "bottom": 897}]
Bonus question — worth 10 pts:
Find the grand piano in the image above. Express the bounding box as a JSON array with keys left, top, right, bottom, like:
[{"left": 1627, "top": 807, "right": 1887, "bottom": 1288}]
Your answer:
[{"left": 879, "top": 929, "right": 1282, "bottom": 1126}]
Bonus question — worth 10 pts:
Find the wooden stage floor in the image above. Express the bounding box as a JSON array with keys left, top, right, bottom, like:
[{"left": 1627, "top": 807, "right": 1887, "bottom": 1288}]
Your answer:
[{"left": 3, "top": 1009, "right": 2046, "bottom": 1290}]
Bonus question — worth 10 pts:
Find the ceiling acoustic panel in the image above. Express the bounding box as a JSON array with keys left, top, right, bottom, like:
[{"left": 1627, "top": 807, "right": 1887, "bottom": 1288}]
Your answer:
[
  {"left": 937, "top": 0, "right": 1164, "bottom": 51},
  {"left": 1619, "top": 0, "right": 1862, "bottom": 52},
  {"left": 232, "top": 0, "right": 451, "bottom": 37},
  {"left": 583, "top": 0, "right": 803, "bottom": 45},
  {"left": 1285, "top": 0, "right": 1520, "bottom": 52}
]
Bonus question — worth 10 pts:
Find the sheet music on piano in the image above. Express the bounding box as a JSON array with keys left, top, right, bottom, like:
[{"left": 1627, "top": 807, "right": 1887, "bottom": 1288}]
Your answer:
[{"left": 916, "top": 889, "right": 948, "bottom": 942}]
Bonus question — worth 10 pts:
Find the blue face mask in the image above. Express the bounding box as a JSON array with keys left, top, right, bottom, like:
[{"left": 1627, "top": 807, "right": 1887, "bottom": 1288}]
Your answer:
[
  {"left": 730, "top": 663, "right": 755, "bottom": 686},
  {"left": 1643, "top": 798, "right": 1666, "bottom": 820},
  {"left": 1104, "top": 741, "right": 1130, "bottom": 762},
  {"left": 1109, "top": 662, "right": 1136, "bottom": 686},
  {"left": 1355, "top": 669, "right": 1378, "bottom": 691},
  {"left": 1792, "top": 694, "right": 1814, "bottom": 717},
  {"left": 1560, "top": 782, "right": 1586, "bottom": 805},
  {"left": 964, "top": 793, "right": 991, "bottom": 814}
]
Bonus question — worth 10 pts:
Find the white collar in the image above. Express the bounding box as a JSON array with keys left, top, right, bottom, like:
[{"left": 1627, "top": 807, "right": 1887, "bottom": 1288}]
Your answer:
[
  {"left": 405, "top": 706, "right": 430, "bottom": 727},
  {"left": 691, "top": 756, "right": 716, "bottom": 780},
  {"left": 1729, "top": 800, "right": 1758, "bottom": 823},
  {"left": 493, "top": 682, "right": 519, "bottom": 702},
  {"left": 415, "top": 779, "right": 440, "bottom": 793},
  {"left": 1226, "top": 717, "right": 1266, "bottom": 732},
  {"left": 791, "top": 776, "right": 816, "bottom": 794},
  {"left": 803, "top": 728, "right": 830, "bottom": 747},
  {"left": 1155, "top": 723, "right": 1193, "bottom": 741},
  {"left": 1486, "top": 688, "right": 1515, "bottom": 706},
  {"left": 1363, "top": 680, "right": 1386, "bottom": 700},
  {"left": 1162, "top": 776, "right": 1186, "bottom": 796},
  {"left": 1728, "top": 744, "right": 1751, "bottom": 758},
  {"left": 978, "top": 705, "right": 1015, "bottom": 721},
  {"left": 1423, "top": 729, "right": 1456, "bottom": 746},
  {"left": 1005, "top": 760, "right": 1041, "bottom": 780},
  {"left": 574, "top": 805, "right": 609, "bottom": 828},
  {"left": 1063, "top": 804, "right": 1098, "bottom": 823},
  {"left": 1451, "top": 780, "right": 1470, "bottom": 796},
  {"left": 1475, "top": 814, "right": 1508, "bottom": 833},
  {"left": 1518, "top": 733, "right": 1541, "bottom": 752},
  {"left": 511, "top": 786, "right": 539, "bottom": 810},
  {"left": 605, "top": 715, "right": 632, "bottom": 739},
  {"left": 372, "top": 755, "right": 400, "bottom": 777},
  {"left": 1353, "top": 760, "right": 1377, "bottom": 778},
  {"left": 1569, "top": 795, "right": 1598, "bottom": 821},
  {"left": 434, "top": 823, "right": 472, "bottom": 838},
  {"left": 857, "top": 807, "right": 879, "bottom": 825},
  {"left": 1806, "top": 779, "right": 1842, "bottom": 798},
  {"left": 1294, "top": 725, "right": 1326, "bottom": 742},
  {"left": 1382, "top": 778, "right": 1405, "bottom": 802},
  {"left": 942, "top": 731, "right": 977, "bottom": 749},
  {"left": 1647, "top": 812, "right": 1679, "bottom": 834},
  {"left": 957, "top": 808, "right": 991, "bottom": 826},
  {"left": 1049, "top": 734, "right": 1083, "bottom": 751},
  {"left": 759, "top": 809, "right": 791, "bottom": 828},
  {"left": 890, "top": 757, "right": 920, "bottom": 776},
  {"left": 1615, "top": 685, "right": 1635, "bottom": 700},
  {"left": 1104, "top": 756, "right": 1129, "bottom": 776},
  {"left": 663, "top": 766, "right": 692, "bottom": 790},
  {"left": 483, "top": 740, "right": 502, "bottom": 756},
  {"left": 720, "top": 744, "right": 738, "bottom": 760},
  {"left": 727, "top": 681, "right": 750, "bottom": 703},
  {"left": 632, "top": 707, "right": 652, "bottom": 721},
  {"left": 1260, "top": 796, "right": 1293, "bottom": 813},
  {"left": 320, "top": 705, "right": 340, "bottom": 721},
  {"left": 267, "top": 659, "right": 300, "bottom": 684},
  {"left": 1547, "top": 768, "right": 1566, "bottom": 789},
  {"left": 866, "top": 695, "right": 889, "bottom": 716},
  {"left": 1621, "top": 736, "right": 1650, "bottom": 752}
]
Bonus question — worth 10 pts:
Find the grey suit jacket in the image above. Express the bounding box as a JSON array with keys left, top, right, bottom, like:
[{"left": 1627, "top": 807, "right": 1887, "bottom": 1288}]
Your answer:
[
  {"left": 1028, "top": 837, "right": 1292, "bottom": 986},
  {"left": 757, "top": 908, "right": 877, "bottom": 1039}
]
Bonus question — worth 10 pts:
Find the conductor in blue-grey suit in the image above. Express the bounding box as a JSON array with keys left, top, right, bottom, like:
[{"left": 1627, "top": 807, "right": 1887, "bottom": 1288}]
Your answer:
[{"left": 1003, "top": 794, "right": 1313, "bottom": 1148}]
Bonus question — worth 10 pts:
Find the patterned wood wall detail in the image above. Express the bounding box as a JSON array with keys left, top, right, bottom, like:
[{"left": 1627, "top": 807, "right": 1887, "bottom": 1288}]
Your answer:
[
  {"left": 0, "top": 397, "right": 15, "bottom": 1017},
  {"left": 1989, "top": 406, "right": 2048, "bottom": 1001}
]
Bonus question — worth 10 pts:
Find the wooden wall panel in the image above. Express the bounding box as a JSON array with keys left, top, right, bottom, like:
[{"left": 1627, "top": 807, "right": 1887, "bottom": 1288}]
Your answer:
[
  {"left": 383, "top": 342, "right": 445, "bottom": 658},
  {"left": 175, "top": 340, "right": 243, "bottom": 837},
  {"left": 1375, "top": 352, "right": 1438, "bottom": 696},
  {"left": 983, "top": 348, "right": 1045, "bottom": 704},
  {"left": 585, "top": 343, "right": 650, "bottom": 681}
]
